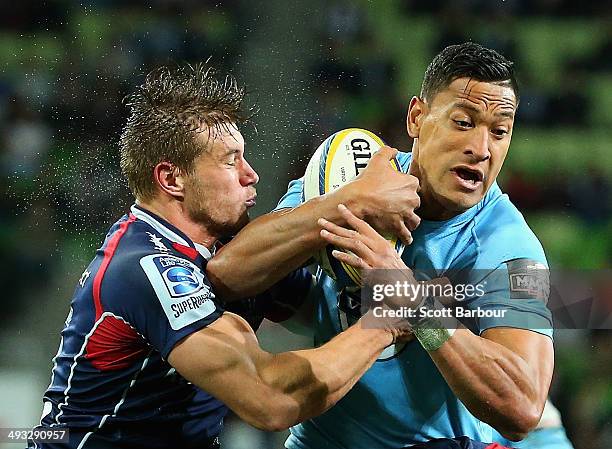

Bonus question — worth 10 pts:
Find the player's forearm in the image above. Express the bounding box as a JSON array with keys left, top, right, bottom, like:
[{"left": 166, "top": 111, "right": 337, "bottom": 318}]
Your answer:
[
  {"left": 259, "top": 317, "right": 392, "bottom": 426},
  {"left": 427, "top": 329, "right": 547, "bottom": 440},
  {"left": 207, "top": 186, "right": 360, "bottom": 300}
]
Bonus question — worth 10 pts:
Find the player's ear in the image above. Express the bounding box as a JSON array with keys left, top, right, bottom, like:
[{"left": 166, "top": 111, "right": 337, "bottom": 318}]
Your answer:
[
  {"left": 154, "top": 161, "right": 185, "bottom": 200},
  {"left": 407, "top": 96, "right": 427, "bottom": 138}
]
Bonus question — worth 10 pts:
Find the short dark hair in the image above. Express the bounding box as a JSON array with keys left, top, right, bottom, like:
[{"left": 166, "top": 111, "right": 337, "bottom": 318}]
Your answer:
[
  {"left": 120, "top": 63, "right": 247, "bottom": 200},
  {"left": 420, "top": 42, "right": 519, "bottom": 103}
]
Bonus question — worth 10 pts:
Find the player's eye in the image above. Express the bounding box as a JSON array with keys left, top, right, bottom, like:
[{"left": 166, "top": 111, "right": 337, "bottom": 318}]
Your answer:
[
  {"left": 491, "top": 128, "right": 509, "bottom": 137},
  {"left": 226, "top": 154, "right": 238, "bottom": 166},
  {"left": 454, "top": 120, "right": 472, "bottom": 128}
]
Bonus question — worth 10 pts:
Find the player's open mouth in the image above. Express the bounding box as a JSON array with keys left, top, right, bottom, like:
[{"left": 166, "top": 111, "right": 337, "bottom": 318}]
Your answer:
[
  {"left": 245, "top": 196, "right": 257, "bottom": 207},
  {"left": 450, "top": 166, "right": 484, "bottom": 191}
]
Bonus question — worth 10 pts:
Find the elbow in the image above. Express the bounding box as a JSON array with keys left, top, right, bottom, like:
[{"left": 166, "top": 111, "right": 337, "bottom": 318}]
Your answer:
[
  {"left": 496, "top": 404, "right": 541, "bottom": 442},
  {"left": 255, "top": 416, "right": 294, "bottom": 433},
  {"left": 242, "top": 397, "right": 301, "bottom": 432},
  {"left": 206, "top": 258, "right": 240, "bottom": 300},
  {"left": 250, "top": 406, "right": 300, "bottom": 432}
]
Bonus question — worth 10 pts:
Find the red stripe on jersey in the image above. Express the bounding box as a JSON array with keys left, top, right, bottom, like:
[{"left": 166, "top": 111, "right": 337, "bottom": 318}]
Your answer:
[
  {"left": 485, "top": 444, "right": 510, "bottom": 449},
  {"left": 86, "top": 315, "right": 149, "bottom": 371},
  {"left": 92, "top": 214, "right": 137, "bottom": 319},
  {"left": 172, "top": 242, "right": 198, "bottom": 260}
]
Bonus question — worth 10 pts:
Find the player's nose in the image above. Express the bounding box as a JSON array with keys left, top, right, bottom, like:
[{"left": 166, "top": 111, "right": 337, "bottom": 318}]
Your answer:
[
  {"left": 464, "top": 126, "right": 490, "bottom": 162},
  {"left": 240, "top": 159, "right": 259, "bottom": 186}
]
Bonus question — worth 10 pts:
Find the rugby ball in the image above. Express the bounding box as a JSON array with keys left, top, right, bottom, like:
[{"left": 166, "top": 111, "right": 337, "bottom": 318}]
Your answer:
[{"left": 302, "top": 128, "right": 405, "bottom": 287}]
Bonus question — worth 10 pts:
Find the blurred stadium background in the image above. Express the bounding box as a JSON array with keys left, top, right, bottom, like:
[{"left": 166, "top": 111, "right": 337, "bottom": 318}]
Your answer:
[{"left": 1, "top": 0, "right": 611, "bottom": 448}]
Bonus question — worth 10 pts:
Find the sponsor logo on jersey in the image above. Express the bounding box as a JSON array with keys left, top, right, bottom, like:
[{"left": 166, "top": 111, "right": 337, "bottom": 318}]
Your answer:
[
  {"left": 140, "top": 254, "right": 217, "bottom": 330},
  {"left": 164, "top": 266, "right": 200, "bottom": 296},
  {"left": 507, "top": 259, "right": 550, "bottom": 302},
  {"left": 147, "top": 232, "right": 170, "bottom": 253},
  {"left": 79, "top": 269, "right": 91, "bottom": 287}
]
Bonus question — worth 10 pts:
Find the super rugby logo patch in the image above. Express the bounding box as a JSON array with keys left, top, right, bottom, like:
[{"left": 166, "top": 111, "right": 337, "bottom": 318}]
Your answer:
[
  {"left": 163, "top": 264, "right": 201, "bottom": 297},
  {"left": 140, "top": 254, "right": 216, "bottom": 330}
]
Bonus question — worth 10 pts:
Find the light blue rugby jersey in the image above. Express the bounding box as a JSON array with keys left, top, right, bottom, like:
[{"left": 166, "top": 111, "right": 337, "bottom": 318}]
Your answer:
[{"left": 275, "top": 151, "right": 553, "bottom": 449}]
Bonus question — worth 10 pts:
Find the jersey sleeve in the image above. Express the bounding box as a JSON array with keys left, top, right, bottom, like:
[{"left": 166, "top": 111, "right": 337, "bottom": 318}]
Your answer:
[
  {"left": 460, "top": 259, "right": 553, "bottom": 339},
  {"left": 275, "top": 177, "right": 305, "bottom": 211},
  {"left": 456, "top": 192, "right": 554, "bottom": 339},
  {"left": 107, "top": 253, "right": 224, "bottom": 359}
]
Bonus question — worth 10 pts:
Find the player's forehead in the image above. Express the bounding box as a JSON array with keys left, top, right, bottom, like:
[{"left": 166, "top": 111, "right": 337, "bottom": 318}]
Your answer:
[
  {"left": 431, "top": 77, "right": 517, "bottom": 118},
  {"left": 195, "top": 123, "right": 244, "bottom": 156}
]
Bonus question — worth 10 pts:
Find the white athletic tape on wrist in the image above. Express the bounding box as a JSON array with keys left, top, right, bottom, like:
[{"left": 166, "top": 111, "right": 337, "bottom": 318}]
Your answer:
[
  {"left": 414, "top": 326, "right": 456, "bottom": 352},
  {"left": 412, "top": 299, "right": 458, "bottom": 352}
]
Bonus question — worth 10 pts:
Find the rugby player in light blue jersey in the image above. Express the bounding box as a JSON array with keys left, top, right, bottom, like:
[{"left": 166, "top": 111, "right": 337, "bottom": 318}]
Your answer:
[{"left": 208, "top": 42, "right": 555, "bottom": 449}]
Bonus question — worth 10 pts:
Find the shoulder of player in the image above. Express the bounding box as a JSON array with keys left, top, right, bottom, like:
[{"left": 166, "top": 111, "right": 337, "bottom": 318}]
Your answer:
[
  {"left": 472, "top": 188, "right": 546, "bottom": 263},
  {"left": 473, "top": 187, "right": 525, "bottom": 230},
  {"left": 103, "top": 219, "right": 205, "bottom": 288},
  {"left": 118, "top": 217, "right": 197, "bottom": 256},
  {"left": 97, "top": 243, "right": 213, "bottom": 325}
]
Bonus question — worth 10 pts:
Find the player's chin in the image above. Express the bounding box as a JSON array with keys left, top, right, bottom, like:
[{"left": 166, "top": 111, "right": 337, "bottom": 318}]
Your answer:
[
  {"left": 443, "top": 190, "right": 483, "bottom": 213},
  {"left": 455, "top": 193, "right": 483, "bottom": 210}
]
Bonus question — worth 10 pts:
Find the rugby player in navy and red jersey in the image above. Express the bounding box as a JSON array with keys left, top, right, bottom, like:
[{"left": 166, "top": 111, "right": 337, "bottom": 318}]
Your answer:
[{"left": 29, "top": 64, "right": 422, "bottom": 449}]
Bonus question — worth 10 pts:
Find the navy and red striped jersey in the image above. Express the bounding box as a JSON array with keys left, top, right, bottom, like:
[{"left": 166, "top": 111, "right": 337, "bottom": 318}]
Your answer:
[{"left": 32, "top": 205, "right": 227, "bottom": 448}]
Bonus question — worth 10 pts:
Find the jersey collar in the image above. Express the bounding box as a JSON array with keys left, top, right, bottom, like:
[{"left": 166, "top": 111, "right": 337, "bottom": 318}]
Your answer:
[
  {"left": 417, "top": 182, "right": 502, "bottom": 232},
  {"left": 130, "top": 204, "right": 215, "bottom": 261}
]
